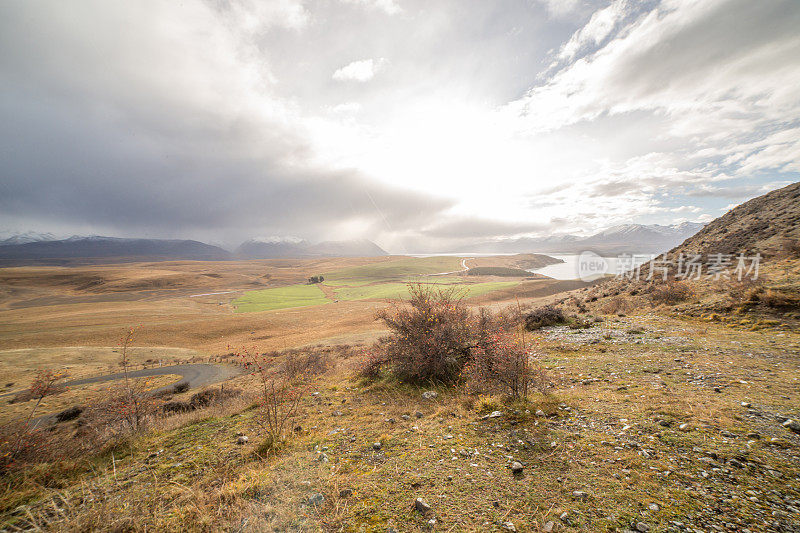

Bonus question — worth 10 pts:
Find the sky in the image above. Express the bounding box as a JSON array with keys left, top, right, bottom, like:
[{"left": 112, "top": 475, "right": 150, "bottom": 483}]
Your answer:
[{"left": 1, "top": 0, "right": 798, "bottom": 252}]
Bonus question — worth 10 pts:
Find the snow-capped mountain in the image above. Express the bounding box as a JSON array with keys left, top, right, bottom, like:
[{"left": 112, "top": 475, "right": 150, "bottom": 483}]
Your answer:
[
  {"left": 457, "top": 222, "right": 705, "bottom": 255},
  {"left": 0, "top": 231, "right": 59, "bottom": 245},
  {"left": 0, "top": 236, "right": 231, "bottom": 262}
]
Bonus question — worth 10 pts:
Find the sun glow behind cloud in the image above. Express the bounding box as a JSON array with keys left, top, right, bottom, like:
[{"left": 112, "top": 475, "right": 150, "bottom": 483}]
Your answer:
[{"left": 0, "top": 0, "right": 798, "bottom": 251}]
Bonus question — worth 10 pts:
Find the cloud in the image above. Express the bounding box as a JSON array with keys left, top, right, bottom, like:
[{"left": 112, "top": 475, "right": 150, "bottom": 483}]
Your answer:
[
  {"left": 557, "top": 0, "right": 632, "bottom": 62},
  {"left": 1, "top": 0, "right": 797, "bottom": 252},
  {"left": 534, "top": 0, "right": 584, "bottom": 19},
  {"left": 332, "top": 58, "right": 387, "bottom": 82},
  {"left": 339, "top": 0, "right": 401, "bottom": 15}
]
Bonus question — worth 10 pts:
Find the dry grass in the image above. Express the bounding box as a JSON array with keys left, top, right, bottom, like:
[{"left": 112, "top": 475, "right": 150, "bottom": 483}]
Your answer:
[{"left": 2, "top": 259, "right": 800, "bottom": 531}]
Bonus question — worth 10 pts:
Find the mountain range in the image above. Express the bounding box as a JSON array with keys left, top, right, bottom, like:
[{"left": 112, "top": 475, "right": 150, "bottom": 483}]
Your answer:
[
  {"left": 0, "top": 222, "right": 705, "bottom": 263},
  {"left": 458, "top": 222, "right": 705, "bottom": 255},
  {"left": 0, "top": 235, "right": 389, "bottom": 264},
  {"left": 235, "top": 238, "right": 388, "bottom": 259}
]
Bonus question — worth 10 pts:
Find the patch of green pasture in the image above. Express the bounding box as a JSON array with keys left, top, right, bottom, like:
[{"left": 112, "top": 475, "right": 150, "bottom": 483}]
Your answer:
[
  {"left": 231, "top": 284, "right": 329, "bottom": 312},
  {"left": 331, "top": 280, "right": 520, "bottom": 302},
  {"left": 324, "top": 256, "right": 463, "bottom": 285}
]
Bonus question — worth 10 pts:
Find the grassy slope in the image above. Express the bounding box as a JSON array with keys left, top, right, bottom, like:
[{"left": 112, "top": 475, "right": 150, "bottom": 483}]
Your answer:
[
  {"left": 231, "top": 284, "right": 329, "bottom": 312},
  {"left": 6, "top": 314, "right": 800, "bottom": 531}
]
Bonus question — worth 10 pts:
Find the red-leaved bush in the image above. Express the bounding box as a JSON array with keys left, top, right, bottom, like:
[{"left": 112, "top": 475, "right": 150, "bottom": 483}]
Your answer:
[
  {"left": 363, "top": 284, "right": 550, "bottom": 399},
  {"left": 373, "top": 283, "right": 473, "bottom": 384}
]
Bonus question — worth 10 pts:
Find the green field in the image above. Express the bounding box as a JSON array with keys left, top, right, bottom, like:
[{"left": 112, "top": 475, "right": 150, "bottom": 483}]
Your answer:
[
  {"left": 332, "top": 280, "right": 519, "bottom": 301},
  {"left": 231, "top": 284, "right": 328, "bottom": 313},
  {"left": 232, "top": 256, "right": 522, "bottom": 313},
  {"left": 323, "top": 256, "right": 463, "bottom": 285}
]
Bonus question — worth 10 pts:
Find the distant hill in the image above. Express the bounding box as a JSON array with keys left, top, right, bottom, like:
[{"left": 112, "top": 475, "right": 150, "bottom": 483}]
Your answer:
[
  {"left": 236, "top": 238, "right": 388, "bottom": 259},
  {"left": 460, "top": 222, "right": 705, "bottom": 255},
  {"left": 0, "top": 236, "right": 232, "bottom": 264},
  {"left": 666, "top": 182, "right": 800, "bottom": 257}
]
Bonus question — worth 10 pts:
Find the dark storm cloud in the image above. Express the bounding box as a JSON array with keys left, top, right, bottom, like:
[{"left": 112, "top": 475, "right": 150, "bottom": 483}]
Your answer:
[{"left": 0, "top": 0, "right": 453, "bottom": 246}]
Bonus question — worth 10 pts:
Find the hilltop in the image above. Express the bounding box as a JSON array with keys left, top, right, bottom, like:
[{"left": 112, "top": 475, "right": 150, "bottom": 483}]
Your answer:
[{"left": 667, "top": 182, "right": 800, "bottom": 257}]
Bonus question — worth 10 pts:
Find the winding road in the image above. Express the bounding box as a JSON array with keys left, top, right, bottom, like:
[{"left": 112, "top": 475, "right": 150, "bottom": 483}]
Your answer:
[{"left": 1, "top": 363, "right": 242, "bottom": 400}]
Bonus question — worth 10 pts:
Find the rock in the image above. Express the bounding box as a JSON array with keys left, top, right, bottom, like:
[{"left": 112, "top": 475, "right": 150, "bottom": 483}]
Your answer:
[
  {"left": 678, "top": 423, "right": 689, "bottom": 431},
  {"left": 414, "top": 497, "right": 431, "bottom": 513},
  {"left": 401, "top": 414, "right": 411, "bottom": 421},
  {"left": 339, "top": 488, "right": 353, "bottom": 498},
  {"left": 481, "top": 410, "right": 503, "bottom": 420},
  {"left": 746, "top": 431, "right": 761, "bottom": 439},
  {"left": 510, "top": 461, "right": 524, "bottom": 474},
  {"left": 307, "top": 493, "right": 325, "bottom": 506},
  {"left": 536, "top": 410, "right": 546, "bottom": 417},
  {"left": 635, "top": 522, "right": 650, "bottom": 532},
  {"left": 415, "top": 411, "right": 424, "bottom": 418},
  {"left": 373, "top": 442, "right": 382, "bottom": 450},
  {"left": 502, "top": 521, "right": 516, "bottom": 531},
  {"left": 559, "top": 511, "right": 569, "bottom": 522},
  {"left": 542, "top": 521, "right": 555, "bottom": 532},
  {"left": 782, "top": 419, "right": 800, "bottom": 434},
  {"left": 648, "top": 503, "right": 660, "bottom": 511},
  {"left": 236, "top": 435, "right": 249, "bottom": 445},
  {"left": 572, "top": 490, "right": 588, "bottom": 500},
  {"left": 426, "top": 518, "right": 436, "bottom": 529},
  {"left": 741, "top": 401, "right": 751, "bottom": 408},
  {"left": 422, "top": 391, "right": 438, "bottom": 400}
]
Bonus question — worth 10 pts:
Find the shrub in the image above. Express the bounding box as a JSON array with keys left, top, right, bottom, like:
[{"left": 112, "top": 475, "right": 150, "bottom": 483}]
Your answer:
[
  {"left": 374, "top": 283, "right": 472, "bottom": 384},
  {"left": 162, "top": 400, "right": 191, "bottom": 414},
  {"left": 758, "top": 288, "right": 800, "bottom": 309},
  {"left": 649, "top": 281, "right": 694, "bottom": 305},
  {"left": 237, "top": 348, "right": 305, "bottom": 446},
  {"left": 172, "top": 382, "right": 190, "bottom": 394},
  {"left": 281, "top": 350, "right": 332, "bottom": 379},
  {"left": 523, "top": 305, "right": 566, "bottom": 330},
  {"left": 467, "top": 314, "right": 550, "bottom": 400},
  {"left": 189, "top": 387, "right": 239, "bottom": 409},
  {"left": 55, "top": 406, "right": 83, "bottom": 422},
  {"left": 599, "top": 295, "right": 634, "bottom": 315}
]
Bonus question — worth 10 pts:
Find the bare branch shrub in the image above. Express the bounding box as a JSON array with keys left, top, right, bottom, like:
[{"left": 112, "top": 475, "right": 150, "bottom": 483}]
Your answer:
[
  {"left": 648, "top": 280, "right": 694, "bottom": 305},
  {"left": 373, "top": 283, "right": 473, "bottom": 384},
  {"left": 523, "top": 305, "right": 567, "bottom": 330},
  {"left": 236, "top": 348, "right": 305, "bottom": 450},
  {"left": 599, "top": 295, "right": 634, "bottom": 315}
]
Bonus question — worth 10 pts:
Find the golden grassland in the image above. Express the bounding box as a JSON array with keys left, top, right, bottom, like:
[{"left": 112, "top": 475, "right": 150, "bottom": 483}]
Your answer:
[
  {"left": 2, "top": 314, "right": 799, "bottom": 531},
  {"left": 1, "top": 257, "right": 799, "bottom": 531}
]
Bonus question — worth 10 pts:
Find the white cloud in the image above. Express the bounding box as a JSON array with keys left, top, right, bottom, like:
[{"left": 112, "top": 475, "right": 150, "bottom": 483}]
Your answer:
[
  {"left": 332, "top": 58, "right": 387, "bottom": 82},
  {"left": 558, "top": 0, "right": 631, "bottom": 61},
  {"left": 339, "top": 0, "right": 401, "bottom": 15},
  {"left": 535, "top": 0, "right": 583, "bottom": 19},
  {"left": 329, "top": 102, "right": 362, "bottom": 114}
]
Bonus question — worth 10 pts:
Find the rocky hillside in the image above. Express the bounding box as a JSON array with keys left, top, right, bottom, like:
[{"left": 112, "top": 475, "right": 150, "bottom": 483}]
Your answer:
[{"left": 668, "top": 181, "right": 800, "bottom": 257}]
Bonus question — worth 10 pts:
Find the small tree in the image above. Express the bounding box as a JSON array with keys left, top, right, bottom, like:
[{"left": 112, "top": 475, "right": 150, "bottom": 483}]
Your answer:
[
  {"left": 236, "top": 347, "right": 305, "bottom": 450},
  {"left": 8, "top": 369, "right": 65, "bottom": 459}
]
